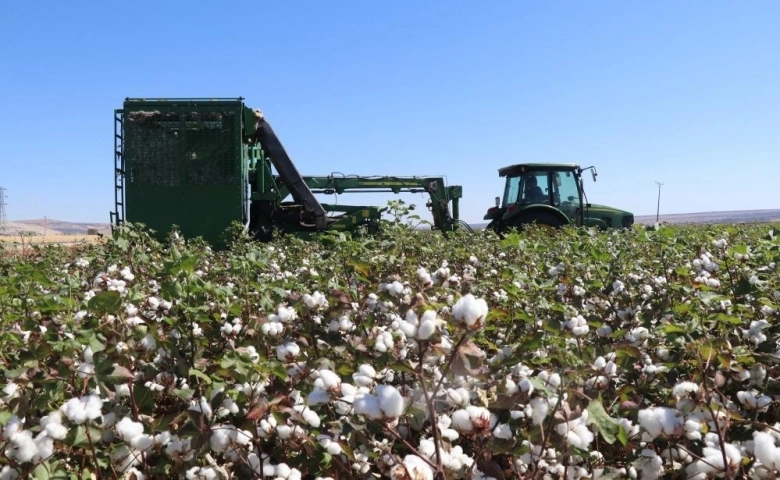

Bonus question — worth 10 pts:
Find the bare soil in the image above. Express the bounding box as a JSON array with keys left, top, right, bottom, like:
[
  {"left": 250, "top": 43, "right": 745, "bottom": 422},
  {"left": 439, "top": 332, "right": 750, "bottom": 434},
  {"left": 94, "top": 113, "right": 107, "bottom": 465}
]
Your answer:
[{"left": 0, "top": 234, "right": 103, "bottom": 247}]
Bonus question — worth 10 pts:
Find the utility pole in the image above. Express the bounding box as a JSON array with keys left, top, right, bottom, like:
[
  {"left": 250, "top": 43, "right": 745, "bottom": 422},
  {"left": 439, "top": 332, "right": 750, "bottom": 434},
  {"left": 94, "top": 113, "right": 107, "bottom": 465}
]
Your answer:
[
  {"left": 655, "top": 181, "right": 663, "bottom": 223},
  {"left": 0, "top": 186, "right": 7, "bottom": 233}
]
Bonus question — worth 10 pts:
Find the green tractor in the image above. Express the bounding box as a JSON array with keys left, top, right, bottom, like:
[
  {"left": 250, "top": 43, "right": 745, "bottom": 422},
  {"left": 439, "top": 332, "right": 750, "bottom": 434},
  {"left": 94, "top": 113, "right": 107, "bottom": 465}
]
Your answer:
[{"left": 484, "top": 163, "right": 634, "bottom": 233}]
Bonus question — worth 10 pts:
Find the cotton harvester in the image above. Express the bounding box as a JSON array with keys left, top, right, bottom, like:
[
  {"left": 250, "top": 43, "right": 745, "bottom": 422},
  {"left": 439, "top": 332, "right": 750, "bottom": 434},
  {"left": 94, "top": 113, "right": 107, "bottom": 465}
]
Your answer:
[{"left": 110, "top": 98, "right": 463, "bottom": 246}]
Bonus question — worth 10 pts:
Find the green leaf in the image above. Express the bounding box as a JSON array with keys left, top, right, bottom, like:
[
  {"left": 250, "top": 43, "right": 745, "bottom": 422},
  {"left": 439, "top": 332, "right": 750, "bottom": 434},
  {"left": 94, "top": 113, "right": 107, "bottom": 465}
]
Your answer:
[
  {"left": 132, "top": 384, "right": 156, "bottom": 415},
  {"left": 87, "top": 291, "right": 122, "bottom": 315},
  {"left": 32, "top": 462, "right": 51, "bottom": 480},
  {"left": 662, "top": 323, "right": 687, "bottom": 334},
  {"left": 89, "top": 336, "right": 106, "bottom": 355},
  {"left": 616, "top": 424, "right": 629, "bottom": 446},
  {"left": 101, "top": 364, "right": 135, "bottom": 384},
  {"left": 587, "top": 396, "right": 620, "bottom": 444},
  {"left": 188, "top": 368, "right": 213, "bottom": 385},
  {"left": 64, "top": 425, "right": 101, "bottom": 447}
]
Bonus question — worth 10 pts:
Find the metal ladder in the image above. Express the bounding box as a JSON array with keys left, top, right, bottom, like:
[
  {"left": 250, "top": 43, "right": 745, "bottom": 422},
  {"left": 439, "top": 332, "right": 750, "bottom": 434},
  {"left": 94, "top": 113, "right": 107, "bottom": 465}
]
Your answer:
[{"left": 110, "top": 111, "right": 125, "bottom": 228}]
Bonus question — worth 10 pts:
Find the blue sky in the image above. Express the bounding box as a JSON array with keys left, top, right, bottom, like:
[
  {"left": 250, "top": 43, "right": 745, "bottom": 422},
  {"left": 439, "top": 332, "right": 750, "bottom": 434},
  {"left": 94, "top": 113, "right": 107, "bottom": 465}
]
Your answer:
[{"left": 1, "top": 2, "right": 778, "bottom": 224}]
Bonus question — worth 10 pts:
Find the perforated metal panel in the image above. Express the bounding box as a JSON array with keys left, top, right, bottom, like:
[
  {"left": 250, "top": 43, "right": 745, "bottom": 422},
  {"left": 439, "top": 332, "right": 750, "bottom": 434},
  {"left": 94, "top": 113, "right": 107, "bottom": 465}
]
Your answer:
[{"left": 120, "top": 99, "right": 246, "bottom": 247}]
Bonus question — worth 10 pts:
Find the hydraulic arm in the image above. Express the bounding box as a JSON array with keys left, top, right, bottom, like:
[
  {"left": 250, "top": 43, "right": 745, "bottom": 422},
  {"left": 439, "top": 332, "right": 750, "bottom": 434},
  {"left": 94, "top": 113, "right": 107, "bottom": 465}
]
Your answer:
[
  {"left": 249, "top": 110, "right": 328, "bottom": 230},
  {"left": 302, "top": 175, "right": 462, "bottom": 231}
]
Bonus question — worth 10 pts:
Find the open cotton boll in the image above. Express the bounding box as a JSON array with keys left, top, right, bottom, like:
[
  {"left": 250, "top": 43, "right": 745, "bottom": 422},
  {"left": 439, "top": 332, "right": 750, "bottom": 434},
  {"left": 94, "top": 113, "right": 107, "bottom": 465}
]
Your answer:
[
  {"left": 40, "top": 411, "right": 68, "bottom": 440},
  {"left": 754, "top": 431, "right": 780, "bottom": 471},
  {"left": 391, "top": 455, "right": 434, "bottom": 480},
  {"left": 116, "top": 417, "right": 145, "bottom": 443},
  {"left": 637, "top": 407, "right": 683, "bottom": 439},
  {"left": 686, "top": 444, "right": 741, "bottom": 477},
  {"left": 61, "top": 394, "right": 103, "bottom": 424},
  {"left": 376, "top": 385, "right": 405, "bottom": 419},
  {"left": 451, "top": 409, "right": 474, "bottom": 432},
  {"left": 276, "top": 341, "right": 301, "bottom": 361},
  {"left": 528, "top": 397, "right": 549, "bottom": 425},
  {"left": 189, "top": 396, "right": 213, "bottom": 420},
  {"left": 315, "top": 369, "right": 341, "bottom": 391},
  {"left": 738, "top": 390, "right": 772, "bottom": 410},
  {"left": 353, "top": 393, "right": 382, "bottom": 420},
  {"left": 352, "top": 364, "right": 376, "bottom": 387},
  {"left": 452, "top": 294, "right": 489, "bottom": 329}
]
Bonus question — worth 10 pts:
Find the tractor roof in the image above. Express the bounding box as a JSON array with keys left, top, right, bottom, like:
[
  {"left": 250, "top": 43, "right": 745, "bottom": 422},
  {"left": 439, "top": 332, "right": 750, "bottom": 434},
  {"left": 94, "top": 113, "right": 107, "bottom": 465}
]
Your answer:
[{"left": 498, "top": 163, "right": 581, "bottom": 177}]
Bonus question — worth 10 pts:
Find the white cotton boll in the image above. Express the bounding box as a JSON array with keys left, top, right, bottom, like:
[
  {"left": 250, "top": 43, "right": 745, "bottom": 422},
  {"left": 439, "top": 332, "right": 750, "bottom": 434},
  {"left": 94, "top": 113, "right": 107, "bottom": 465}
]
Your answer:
[
  {"left": 317, "top": 369, "right": 341, "bottom": 390},
  {"left": 466, "top": 406, "right": 496, "bottom": 431},
  {"left": 445, "top": 388, "right": 469, "bottom": 407},
  {"left": 593, "top": 356, "right": 606, "bottom": 371},
  {"left": 529, "top": 397, "right": 549, "bottom": 425},
  {"left": 76, "top": 362, "right": 95, "bottom": 379},
  {"left": 566, "top": 423, "right": 595, "bottom": 450},
  {"left": 504, "top": 378, "right": 518, "bottom": 396},
  {"left": 299, "top": 407, "right": 321, "bottom": 428},
  {"left": 417, "top": 267, "right": 432, "bottom": 286},
  {"left": 452, "top": 294, "right": 489, "bottom": 328},
  {"left": 116, "top": 417, "right": 145, "bottom": 443},
  {"left": 451, "top": 409, "right": 473, "bottom": 432},
  {"left": 275, "top": 463, "right": 293, "bottom": 478},
  {"left": 353, "top": 394, "right": 382, "bottom": 420},
  {"left": 189, "top": 396, "right": 213, "bottom": 419},
  {"left": 417, "top": 318, "right": 436, "bottom": 340},
  {"left": 34, "top": 434, "right": 54, "bottom": 462},
  {"left": 684, "top": 419, "right": 702, "bottom": 440},
  {"left": 738, "top": 390, "right": 772, "bottom": 410},
  {"left": 754, "top": 432, "right": 780, "bottom": 471},
  {"left": 672, "top": 381, "right": 699, "bottom": 398},
  {"left": 637, "top": 407, "right": 682, "bottom": 439},
  {"left": 377, "top": 385, "right": 405, "bottom": 419},
  {"left": 399, "top": 320, "right": 417, "bottom": 339},
  {"left": 400, "top": 455, "right": 434, "bottom": 480},
  {"left": 40, "top": 412, "right": 68, "bottom": 440},
  {"left": 276, "top": 341, "right": 301, "bottom": 361},
  {"left": 384, "top": 281, "right": 404, "bottom": 297},
  {"left": 568, "top": 315, "right": 589, "bottom": 336},
  {"left": 493, "top": 423, "right": 513, "bottom": 440},
  {"left": 130, "top": 434, "right": 154, "bottom": 451},
  {"left": 8, "top": 429, "right": 38, "bottom": 463},
  {"left": 139, "top": 334, "right": 156, "bottom": 351},
  {"left": 626, "top": 327, "right": 649, "bottom": 344},
  {"left": 352, "top": 365, "right": 376, "bottom": 387},
  {"left": 82, "top": 346, "right": 94, "bottom": 364},
  {"left": 61, "top": 394, "right": 103, "bottom": 424}
]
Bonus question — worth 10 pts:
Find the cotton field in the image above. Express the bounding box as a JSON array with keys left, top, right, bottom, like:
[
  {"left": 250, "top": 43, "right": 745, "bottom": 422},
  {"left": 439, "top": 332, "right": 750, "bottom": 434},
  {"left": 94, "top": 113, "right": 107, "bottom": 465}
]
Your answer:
[{"left": 1, "top": 221, "right": 779, "bottom": 479}]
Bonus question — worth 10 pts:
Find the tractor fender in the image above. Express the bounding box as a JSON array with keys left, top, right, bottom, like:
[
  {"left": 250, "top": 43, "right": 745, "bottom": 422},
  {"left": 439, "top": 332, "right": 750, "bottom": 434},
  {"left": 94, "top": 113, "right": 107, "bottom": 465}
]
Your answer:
[{"left": 503, "top": 204, "right": 571, "bottom": 226}]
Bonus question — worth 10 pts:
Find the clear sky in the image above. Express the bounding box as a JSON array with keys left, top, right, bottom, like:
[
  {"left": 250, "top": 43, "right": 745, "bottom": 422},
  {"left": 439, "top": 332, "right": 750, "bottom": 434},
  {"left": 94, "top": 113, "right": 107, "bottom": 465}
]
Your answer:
[{"left": 1, "top": 2, "right": 778, "bottom": 224}]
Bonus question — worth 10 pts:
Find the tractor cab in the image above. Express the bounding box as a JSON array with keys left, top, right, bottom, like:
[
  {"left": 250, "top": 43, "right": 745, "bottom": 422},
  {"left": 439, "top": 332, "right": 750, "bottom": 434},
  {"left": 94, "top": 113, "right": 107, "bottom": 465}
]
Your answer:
[
  {"left": 484, "top": 163, "right": 632, "bottom": 233},
  {"left": 484, "top": 163, "right": 586, "bottom": 232}
]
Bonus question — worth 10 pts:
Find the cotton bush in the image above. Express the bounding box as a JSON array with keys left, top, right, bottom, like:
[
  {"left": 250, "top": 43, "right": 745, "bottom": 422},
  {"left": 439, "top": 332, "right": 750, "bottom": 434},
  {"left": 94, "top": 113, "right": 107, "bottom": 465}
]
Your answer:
[{"left": 0, "top": 220, "right": 779, "bottom": 478}]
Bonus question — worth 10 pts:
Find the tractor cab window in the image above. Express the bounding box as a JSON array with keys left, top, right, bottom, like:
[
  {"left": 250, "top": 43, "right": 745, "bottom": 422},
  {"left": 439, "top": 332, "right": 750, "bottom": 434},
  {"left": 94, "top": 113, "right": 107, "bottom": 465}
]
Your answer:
[
  {"left": 553, "top": 171, "right": 582, "bottom": 222},
  {"left": 520, "top": 172, "right": 550, "bottom": 205},
  {"left": 504, "top": 172, "right": 552, "bottom": 205},
  {"left": 503, "top": 176, "right": 521, "bottom": 206}
]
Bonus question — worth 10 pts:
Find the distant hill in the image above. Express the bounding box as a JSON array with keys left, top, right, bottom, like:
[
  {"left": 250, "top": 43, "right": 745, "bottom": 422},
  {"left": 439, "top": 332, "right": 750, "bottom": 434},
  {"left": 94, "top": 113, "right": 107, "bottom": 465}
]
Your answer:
[
  {"left": 633, "top": 209, "right": 780, "bottom": 225},
  {"left": 2, "top": 219, "right": 111, "bottom": 236}
]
